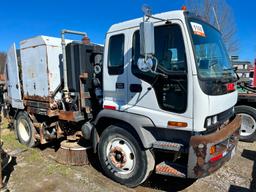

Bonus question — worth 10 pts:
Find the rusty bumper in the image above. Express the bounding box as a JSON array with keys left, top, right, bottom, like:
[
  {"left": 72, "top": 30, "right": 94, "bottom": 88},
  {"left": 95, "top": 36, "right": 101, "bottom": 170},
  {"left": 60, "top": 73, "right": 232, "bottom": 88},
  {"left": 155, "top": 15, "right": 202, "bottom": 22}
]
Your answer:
[{"left": 187, "top": 115, "right": 241, "bottom": 178}]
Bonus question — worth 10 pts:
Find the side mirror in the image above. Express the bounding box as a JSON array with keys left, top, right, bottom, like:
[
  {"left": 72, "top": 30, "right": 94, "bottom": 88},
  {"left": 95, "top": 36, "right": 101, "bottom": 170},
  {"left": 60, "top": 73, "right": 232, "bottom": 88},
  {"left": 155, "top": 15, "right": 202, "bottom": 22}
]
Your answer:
[
  {"left": 137, "top": 58, "right": 153, "bottom": 72},
  {"left": 139, "top": 21, "right": 155, "bottom": 56}
]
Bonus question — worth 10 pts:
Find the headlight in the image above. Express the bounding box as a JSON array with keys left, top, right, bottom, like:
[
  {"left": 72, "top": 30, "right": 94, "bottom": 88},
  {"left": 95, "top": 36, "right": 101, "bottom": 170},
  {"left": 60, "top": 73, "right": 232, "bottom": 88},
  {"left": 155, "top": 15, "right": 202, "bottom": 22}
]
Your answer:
[
  {"left": 206, "top": 118, "right": 212, "bottom": 127},
  {"left": 212, "top": 115, "right": 218, "bottom": 124},
  {"left": 206, "top": 115, "right": 218, "bottom": 127},
  {"left": 204, "top": 108, "right": 234, "bottom": 129}
]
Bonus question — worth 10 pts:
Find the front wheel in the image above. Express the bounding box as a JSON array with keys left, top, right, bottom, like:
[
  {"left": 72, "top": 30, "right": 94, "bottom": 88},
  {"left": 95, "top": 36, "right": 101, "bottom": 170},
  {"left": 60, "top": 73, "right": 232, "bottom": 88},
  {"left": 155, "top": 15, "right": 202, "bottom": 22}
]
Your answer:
[
  {"left": 98, "top": 125, "right": 155, "bottom": 187},
  {"left": 235, "top": 105, "right": 256, "bottom": 142}
]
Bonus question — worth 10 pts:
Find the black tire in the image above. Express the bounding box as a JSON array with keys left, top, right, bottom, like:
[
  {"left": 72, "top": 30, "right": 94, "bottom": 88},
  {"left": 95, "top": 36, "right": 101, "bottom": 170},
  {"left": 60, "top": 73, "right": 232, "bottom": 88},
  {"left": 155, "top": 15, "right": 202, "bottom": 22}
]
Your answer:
[
  {"left": 98, "top": 125, "right": 155, "bottom": 187},
  {"left": 15, "top": 111, "right": 36, "bottom": 147},
  {"left": 235, "top": 105, "right": 256, "bottom": 142}
]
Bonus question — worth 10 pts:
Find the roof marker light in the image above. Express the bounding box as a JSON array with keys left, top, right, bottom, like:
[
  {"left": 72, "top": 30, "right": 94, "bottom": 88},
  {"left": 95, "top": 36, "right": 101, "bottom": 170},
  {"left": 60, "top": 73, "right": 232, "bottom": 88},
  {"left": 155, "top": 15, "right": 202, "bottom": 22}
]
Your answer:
[{"left": 181, "top": 6, "right": 187, "bottom": 11}]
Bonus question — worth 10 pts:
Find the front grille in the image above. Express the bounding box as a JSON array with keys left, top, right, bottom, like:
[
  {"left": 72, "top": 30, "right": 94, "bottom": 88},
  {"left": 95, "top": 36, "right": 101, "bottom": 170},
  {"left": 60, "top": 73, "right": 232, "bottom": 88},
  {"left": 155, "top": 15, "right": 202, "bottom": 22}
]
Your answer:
[{"left": 218, "top": 108, "right": 234, "bottom": 124}]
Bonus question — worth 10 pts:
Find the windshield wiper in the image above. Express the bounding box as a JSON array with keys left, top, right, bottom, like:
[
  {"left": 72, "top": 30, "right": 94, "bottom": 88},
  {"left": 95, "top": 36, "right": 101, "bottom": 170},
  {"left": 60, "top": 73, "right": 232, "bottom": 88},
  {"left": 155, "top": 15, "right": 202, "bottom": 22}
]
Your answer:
[
  {"left": 223, "top": 67, "right": 234, "bottom": 71},
  {"left": 214, "top": 78, "right": 228, "bottom": 83},
  {"left": 214, "top": 76, "right": 236, "bottom": 84}
]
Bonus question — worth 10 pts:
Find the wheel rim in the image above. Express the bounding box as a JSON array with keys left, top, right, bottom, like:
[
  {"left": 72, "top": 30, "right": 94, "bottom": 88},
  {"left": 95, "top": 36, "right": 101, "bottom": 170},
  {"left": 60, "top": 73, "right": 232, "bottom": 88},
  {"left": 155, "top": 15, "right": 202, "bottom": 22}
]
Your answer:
[
  {"left": 238, "top": 113, "right": 256, "bottom": 137},
  {"left": 106, "top": 137, "right": 135, "bottom": 175},
  {"left": 18, "top": 119, "right": 30, "bottom": 142}
]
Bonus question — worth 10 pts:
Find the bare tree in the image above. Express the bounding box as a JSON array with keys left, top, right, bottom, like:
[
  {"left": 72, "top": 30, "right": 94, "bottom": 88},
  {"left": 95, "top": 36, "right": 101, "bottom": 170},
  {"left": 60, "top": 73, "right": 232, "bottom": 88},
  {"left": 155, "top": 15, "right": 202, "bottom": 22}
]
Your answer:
[
  {"left": 0, "top": 52, "right": 6, "bottom": 74},
  {"left": 186, "top": 0, "right": 238, "bottom": 54}
]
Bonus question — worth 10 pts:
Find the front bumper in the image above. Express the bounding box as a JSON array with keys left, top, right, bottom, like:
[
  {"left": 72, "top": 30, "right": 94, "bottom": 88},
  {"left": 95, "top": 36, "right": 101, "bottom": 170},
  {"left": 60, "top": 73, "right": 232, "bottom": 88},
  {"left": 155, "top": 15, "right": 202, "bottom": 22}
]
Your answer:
[{"left": 187, "top": 115, "right": 241, "bottom": 178}]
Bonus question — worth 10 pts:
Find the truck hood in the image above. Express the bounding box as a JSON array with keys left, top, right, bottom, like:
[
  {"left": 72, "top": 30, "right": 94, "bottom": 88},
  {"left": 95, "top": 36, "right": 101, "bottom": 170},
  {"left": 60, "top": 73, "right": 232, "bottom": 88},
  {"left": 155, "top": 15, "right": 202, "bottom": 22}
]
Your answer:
[{"left": 208, "top": 90, "right": 237, "bottom": 115}]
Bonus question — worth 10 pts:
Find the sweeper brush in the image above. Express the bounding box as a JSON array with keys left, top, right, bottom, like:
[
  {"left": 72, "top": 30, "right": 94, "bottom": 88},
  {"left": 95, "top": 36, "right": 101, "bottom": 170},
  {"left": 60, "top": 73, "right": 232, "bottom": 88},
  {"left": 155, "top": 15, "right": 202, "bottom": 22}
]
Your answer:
[{"left": 56, "top": 139, "right": 91, "bottom": 166}]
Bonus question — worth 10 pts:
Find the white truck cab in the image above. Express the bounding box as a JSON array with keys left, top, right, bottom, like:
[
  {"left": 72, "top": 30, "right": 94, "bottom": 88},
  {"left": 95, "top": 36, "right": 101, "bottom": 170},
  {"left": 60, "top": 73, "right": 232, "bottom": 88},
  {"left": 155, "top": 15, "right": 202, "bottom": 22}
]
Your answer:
[{"left": 96, "top": 10, "right": 241, "bottom": 185}]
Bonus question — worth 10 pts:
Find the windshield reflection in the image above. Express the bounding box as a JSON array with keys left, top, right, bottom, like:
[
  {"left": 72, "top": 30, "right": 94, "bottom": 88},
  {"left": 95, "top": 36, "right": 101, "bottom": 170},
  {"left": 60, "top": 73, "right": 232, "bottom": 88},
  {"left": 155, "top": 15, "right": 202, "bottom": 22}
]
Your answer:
[{"left": 188, "top": 18, "right": 236, "bottom": 79}]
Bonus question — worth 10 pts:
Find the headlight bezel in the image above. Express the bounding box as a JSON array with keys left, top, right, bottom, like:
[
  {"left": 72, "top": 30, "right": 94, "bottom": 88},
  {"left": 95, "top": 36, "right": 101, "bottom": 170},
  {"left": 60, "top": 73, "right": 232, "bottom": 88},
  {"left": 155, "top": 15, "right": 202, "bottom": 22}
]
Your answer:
[{"left": 204, "top": 107, "right": 235, "bottom": 130}]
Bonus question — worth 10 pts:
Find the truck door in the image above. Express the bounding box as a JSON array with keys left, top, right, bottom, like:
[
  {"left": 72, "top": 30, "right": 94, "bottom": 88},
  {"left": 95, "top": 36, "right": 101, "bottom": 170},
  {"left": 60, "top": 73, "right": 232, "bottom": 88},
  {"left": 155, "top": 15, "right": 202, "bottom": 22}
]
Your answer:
[
  {"left": 6, "top": 43, "right": 24, "bottom": 109},
  {"left": 126, "top": 21, "right": 193, "bottom": 129},
  {"left": 103, "top": 33, "right": 128, "bottom": 110}
]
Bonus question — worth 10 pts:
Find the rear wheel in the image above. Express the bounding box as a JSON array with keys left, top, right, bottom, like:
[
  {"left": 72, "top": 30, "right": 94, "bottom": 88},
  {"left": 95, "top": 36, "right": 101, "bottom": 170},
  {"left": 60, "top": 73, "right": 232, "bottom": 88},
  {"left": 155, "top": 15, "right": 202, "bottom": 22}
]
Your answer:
[
  {"left": 235, "top": 105, "right": 256, "bottom": 142},
  {"left": 15, "top": 111, "right": 36, "bottom": 147},
  {"left": 98, "top": 125, "right": 155, "bottom": 187}
]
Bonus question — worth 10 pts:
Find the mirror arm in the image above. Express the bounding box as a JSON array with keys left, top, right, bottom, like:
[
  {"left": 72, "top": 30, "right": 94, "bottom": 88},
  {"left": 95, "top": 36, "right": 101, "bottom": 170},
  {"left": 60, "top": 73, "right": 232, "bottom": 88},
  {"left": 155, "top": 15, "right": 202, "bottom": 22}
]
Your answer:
[
  {"left": 149, "top": 68, "right": 168, "bottom": 78},
  {"left": 152, "top": 56, "right": 158, "bottom": 71},
  {"left": 145, "top": 14, "right": 171, "bottom": 23},
  {"left": 150, "top": 56, "right": 168, "bottom": 78}
]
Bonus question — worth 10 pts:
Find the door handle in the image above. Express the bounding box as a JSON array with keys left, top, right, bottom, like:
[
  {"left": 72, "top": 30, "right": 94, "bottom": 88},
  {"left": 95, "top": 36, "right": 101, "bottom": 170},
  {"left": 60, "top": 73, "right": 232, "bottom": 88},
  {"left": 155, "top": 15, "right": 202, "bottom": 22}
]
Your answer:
[{"left": 130, "top": 84, "right": 142, "bottom": 93}]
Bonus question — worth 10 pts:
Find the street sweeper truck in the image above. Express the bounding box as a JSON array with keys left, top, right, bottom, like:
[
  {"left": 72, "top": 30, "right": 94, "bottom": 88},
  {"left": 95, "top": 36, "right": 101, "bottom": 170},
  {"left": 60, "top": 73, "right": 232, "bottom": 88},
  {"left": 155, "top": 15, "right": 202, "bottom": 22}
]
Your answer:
[{"left": 4, "top": 8, "right": 241, "bottom": 187}]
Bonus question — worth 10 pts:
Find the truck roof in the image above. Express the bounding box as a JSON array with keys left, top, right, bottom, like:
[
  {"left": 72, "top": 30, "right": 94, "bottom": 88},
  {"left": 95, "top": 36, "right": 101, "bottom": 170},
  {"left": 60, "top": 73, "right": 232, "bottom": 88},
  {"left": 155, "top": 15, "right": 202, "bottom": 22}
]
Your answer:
[{"left": 107, "top": 10, "right": 185, "bottom": 34}]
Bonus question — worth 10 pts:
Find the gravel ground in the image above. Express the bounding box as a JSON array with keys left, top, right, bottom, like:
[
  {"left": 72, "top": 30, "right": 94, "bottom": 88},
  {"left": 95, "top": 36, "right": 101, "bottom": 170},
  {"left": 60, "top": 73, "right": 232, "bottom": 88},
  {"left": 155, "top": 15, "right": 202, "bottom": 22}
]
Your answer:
[{"left": 1, "top": 129, "right": 255, "bottom": 192}]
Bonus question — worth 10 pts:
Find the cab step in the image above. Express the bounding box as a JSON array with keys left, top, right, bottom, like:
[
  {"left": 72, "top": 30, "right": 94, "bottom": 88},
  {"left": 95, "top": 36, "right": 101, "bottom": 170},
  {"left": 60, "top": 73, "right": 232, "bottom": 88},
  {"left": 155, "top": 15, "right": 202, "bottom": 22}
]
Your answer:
[
  {"left": 153, "top": 141, "right": 183, "bottom": 151},
  {"left": 155, "top": 161, "right": 186, "bottom": 178}
]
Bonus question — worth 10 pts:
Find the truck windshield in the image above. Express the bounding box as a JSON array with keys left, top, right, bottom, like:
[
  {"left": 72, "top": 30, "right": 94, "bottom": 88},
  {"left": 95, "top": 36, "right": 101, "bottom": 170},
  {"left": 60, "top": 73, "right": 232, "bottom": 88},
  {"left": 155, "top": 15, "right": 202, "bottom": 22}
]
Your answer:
[{"left": 188, "top": 18, "right": 236, "bottom": 80}]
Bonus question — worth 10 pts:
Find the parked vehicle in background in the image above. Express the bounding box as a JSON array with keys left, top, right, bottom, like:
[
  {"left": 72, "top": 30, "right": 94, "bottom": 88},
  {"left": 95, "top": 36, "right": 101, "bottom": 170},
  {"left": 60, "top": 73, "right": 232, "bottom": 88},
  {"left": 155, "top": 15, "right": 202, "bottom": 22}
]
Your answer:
[
  {"left": 4, "top": 7, "right": 241, "bottom": 187},
  {"left": 233, "top": 58, "right": 256, "bottom": 142}
]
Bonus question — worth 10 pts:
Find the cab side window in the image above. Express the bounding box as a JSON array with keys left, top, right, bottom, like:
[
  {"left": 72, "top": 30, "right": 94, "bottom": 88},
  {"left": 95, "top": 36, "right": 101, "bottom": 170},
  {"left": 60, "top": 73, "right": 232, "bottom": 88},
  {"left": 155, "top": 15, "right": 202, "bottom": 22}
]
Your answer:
[
  {"left": 108, "top": 34, "right": 125, "bottom": 75},
  {"left": 155, "top": 24, "right": 187, "bottom": 73}
]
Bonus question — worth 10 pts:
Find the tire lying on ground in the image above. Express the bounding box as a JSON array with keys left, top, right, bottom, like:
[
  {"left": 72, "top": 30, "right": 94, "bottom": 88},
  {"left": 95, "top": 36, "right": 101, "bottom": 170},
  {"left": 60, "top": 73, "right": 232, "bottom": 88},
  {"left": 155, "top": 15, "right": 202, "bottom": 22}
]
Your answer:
[
  {"left": 15, "top": 111, "right": 37, "bottom": 147},
  {"left": 235, "top": 105, "right": 256, "bottom": 142},
  {"left": 98, "top": 125, "right": 155, "bottom": 187}
]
